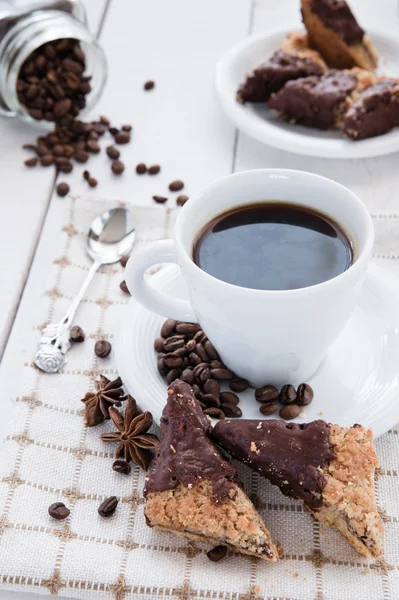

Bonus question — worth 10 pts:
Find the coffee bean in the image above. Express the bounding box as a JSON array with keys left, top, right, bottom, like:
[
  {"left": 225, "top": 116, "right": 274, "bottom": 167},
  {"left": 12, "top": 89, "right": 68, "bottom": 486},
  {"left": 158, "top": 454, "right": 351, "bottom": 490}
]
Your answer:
[
  {"left": 95, "top": 340, "right": 112, "bottom": 358},
  {"left": 203, "top": 378, "right": 220, "bottom": 397},
  {"left": 48, "top": 502, "right": 70, "bottom": 520},
  {"left": 106, "top": 145, "right": 120, "bottom": 159},
  {"left": 122, "top": 124, "right": 132, "bottom": 132},
  {"left": 56, "top": 182, "right": 69, "bottom": 197},
  {"left": 255, "top": 385, "right": 279, "bottom": 404},
  {"left": 192, "top": 384, "right": 203, "bottom": 399},
  {"left": 53, "top": 144, "right": 64, "bottom": 156},
  {"left": 74, "top": 149, "right": 89, "bottom": 163},
  {"left": 115, "top": 131, "right": 130, "bottom": 144},
  {"left": 229, "top": 378, "right": 249, "bottom": 392},
  {"left": 210, "top": 368, "right": 234, "bottom": 380},
  {"left": 112, "top": 460, "right": 131, "bottom": 475},
  {"left": 181, "top": 368, "right": 195, "bottom": 384},
  {"left": 157, "top": 358, "right": 167, "bottom": 375},
  {"left": 25, "top": 157, "right": 38, "bottom": 167},
  {"left": 83, "top": 169, "right": 90, "bottom": 180},
  {"left": 58, "top": 160, "right": 73, "bottom": 173},
  {"left": 279, "top": 404, "right": 301, "bottom": 420},
  {"left": 164, "top": 336, "right": 185, "bottom": 353},
  {"left": 296, "top": 383, "right": 314, "bottom": 406},
  {"left": 193, "top": 363, "right": 211, "bottom": 383},
  {"left": 174, "top": 347, "right": 189, "bottom": 358},
  {"left": 87, "top": 139, "right": 100, "bottom": 153},
  {"left": 196, "top": 343, "right": 208, "bottom": 362},
  {"left": 189, "top": 352, "right": 202, "bottom": 366},
  {"left": 144, "top": 80, "right": 155, "bottom": 90},
  {"left": 154, "top": 337, "right": 165, "bottom": 352},
  {"left": 98, "top": 496, "right": 118, "bottom": 517},
  {"left": 177, "top": 195, "right": 189, "bottom": 206},
  {"left": 220, "top": 392, "right": 239, "bottom": 406},
  {"left": 153, "top": 195, "right": 168, "bottom": 204},
  {"left": 120, "top": 255, "right": 130, "bottom": 268},
  {"left": 136, "top": 163, "right": 147, "bottom": 174},
  {"left": 164, "top": 354, "right": 183, "bottom": 368},
  {"left": 148, "top": 165, "right": 160, "bottom": 175},
  {"left": 210, "top": 360, "right": 223, "bottom": 369},
  {"left": 100, "top": 115, "right": 110, "bottom": 126},
  {"left": 70, "top": 325, "right": 84, "bottom": 342},
  {"left": 260, "top": 403, "right": 279, "bottom": 416},
  {"left": 40, "top": 153, "right": 54, "bottom": 166},
  {"left": 176, "top": 323, "right": 200, "bottom": 335},
  {"left": 194, "top": 330, "right": 207, "bottom": 343},
  {"left": 120, "top": 280, "right": 130, "bottom": 294},
  {"left": 88, "top": 177, "right": 97, "bottom": 187},
  {"left": 166, "top": 368, "right": 182, "bottom": 384},
  {"left": 207, "top": 545, "right": 227, "bottom": 562},
  {"left": 201, "top": 394, "right": 220, "bottom": 408},
  {"left": 199, "top": 402, "right": 206, "bottom": 410},
  {"left": 279, "top": 384, "right": 297, "bottom": 405},
  {"left": 204, "top": 340, "right": 220, "bottom": 361},
  {"left": 203, "top": 407, "right": 225, "bottom": 419},
  {"left": 161, "top": 319, "right": 176, "bottom": 337},
  {"left": 221, "top": 403, "right": 242, "bottom": 418},
  {"left": 185, "top": 339, "right": 197, "bottom": 352},
  {"left": 54, "top": 98, "right": 72, "bottom": 117},
  {"left": 169, "top": 180, "right": 184, "bottom": 192},
  {"left": 109, "top": 126, "right": 119, "bottom": 136},
  {"left": 112, "top": 160, "right": 125, "bottom": 175}
]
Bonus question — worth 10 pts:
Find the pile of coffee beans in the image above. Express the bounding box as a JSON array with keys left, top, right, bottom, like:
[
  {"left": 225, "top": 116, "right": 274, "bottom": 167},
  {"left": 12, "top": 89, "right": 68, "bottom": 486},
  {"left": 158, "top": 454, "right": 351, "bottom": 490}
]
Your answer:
[
  {"left": 255, "top": 383, "right": 314, "bottom": 420},
  {"left": 155, "top": 319, "right": 244, "bottom": 419}
]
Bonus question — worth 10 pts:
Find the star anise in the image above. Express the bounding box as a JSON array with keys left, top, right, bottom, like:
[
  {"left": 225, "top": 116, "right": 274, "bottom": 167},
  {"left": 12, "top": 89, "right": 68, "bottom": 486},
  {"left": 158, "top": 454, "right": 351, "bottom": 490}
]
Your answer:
[
  {"left": 81, "top": 375, "right": 127, "bottom": 426},
  {"left": 100, "top": 396, "right": 159, "bottom": 470}
]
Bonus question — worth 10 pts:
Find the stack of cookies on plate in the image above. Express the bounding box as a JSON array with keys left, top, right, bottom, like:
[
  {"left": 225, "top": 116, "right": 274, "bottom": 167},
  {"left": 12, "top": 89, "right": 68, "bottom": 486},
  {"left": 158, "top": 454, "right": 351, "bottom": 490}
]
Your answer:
[{"left": 237, "top": 0, "right": 399, "bottom": 140}]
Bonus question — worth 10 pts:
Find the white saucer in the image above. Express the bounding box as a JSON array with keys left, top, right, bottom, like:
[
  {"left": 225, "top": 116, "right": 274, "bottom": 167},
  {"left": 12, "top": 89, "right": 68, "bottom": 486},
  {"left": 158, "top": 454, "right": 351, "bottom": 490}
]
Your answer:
[
  {"left": 115, "top": 263, "right": 399, "bottom": 437},
  {"left": 215, "top": 26, "right": 399, "bottom": 159}
]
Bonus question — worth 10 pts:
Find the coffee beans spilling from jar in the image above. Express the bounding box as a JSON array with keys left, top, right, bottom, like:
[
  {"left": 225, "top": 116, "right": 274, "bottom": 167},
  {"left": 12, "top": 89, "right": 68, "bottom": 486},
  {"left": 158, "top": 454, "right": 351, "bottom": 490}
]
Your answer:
[
  {"left": 255, "top": 382, "right": 314, "bottom": 420},
  {"left": 154, "top": 319, "right": 242, "bottom": 419}
]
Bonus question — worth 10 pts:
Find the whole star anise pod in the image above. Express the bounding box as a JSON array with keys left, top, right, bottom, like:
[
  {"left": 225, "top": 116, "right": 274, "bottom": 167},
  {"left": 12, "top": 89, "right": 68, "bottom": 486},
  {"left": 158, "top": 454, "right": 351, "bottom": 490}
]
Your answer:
[
  {"left": 82, "top": 375, "right": 127, "bottom": 427},
  {"left": 100, "top": 396, "right": 159, "bottom": 470}
]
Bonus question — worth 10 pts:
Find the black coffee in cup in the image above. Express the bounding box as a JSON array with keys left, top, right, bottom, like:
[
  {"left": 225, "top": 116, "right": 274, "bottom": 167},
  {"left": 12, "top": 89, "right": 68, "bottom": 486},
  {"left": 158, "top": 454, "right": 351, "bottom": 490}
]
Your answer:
[{"left": 193, "top": 203, "right": 353, "bottom": 290}]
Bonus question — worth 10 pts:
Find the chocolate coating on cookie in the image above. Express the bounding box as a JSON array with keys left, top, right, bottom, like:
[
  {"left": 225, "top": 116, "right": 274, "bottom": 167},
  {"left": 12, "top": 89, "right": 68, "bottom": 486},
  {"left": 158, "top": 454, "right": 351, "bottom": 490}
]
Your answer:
[
  {"left": 309, "top": 0, "right": 364, "bottom": 45},
  {"left": 144, "top": 380, "right": 237, "bottom": 502},
  {"left": 213, "top": 419, "right": 336, "bottom": 508}
]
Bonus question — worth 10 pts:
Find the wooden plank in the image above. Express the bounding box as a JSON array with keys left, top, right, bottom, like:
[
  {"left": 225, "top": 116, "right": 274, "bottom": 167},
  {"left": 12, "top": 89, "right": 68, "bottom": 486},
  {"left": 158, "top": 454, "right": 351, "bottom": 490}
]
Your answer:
[{"left": 0, "top": 0, "right": 109, "bottom": 357}]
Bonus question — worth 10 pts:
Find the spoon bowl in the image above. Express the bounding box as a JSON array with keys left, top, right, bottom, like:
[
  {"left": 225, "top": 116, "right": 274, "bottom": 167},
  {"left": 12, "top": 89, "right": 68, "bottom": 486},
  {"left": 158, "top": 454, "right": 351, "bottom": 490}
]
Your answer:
[{"left": 87, "top": 207, "right": 136, "bottom": 264}]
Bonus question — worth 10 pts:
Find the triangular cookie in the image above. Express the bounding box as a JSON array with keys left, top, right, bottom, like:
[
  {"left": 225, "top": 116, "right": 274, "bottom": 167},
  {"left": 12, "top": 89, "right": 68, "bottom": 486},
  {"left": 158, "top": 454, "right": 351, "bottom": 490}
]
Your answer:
[
  {"left": 213, "top": 419, "right": 383, "bottom": 558},
  {"left": 144, "top": 381, "right": 279, "bottom": 561}
]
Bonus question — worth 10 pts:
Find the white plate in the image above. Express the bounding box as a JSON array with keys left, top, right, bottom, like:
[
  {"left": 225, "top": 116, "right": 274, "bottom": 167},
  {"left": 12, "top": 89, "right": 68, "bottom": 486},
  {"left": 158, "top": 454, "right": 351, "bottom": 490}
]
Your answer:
[
  {"left": 215, "top": 26, "right": 399, "bottom": 159},
  {"left": 115, "top": 263, "right": 399, "bottom": 437}
]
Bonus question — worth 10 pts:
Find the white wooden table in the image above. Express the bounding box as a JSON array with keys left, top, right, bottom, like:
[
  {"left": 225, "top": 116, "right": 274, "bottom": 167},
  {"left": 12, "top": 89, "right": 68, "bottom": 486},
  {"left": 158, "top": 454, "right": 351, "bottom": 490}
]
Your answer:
[{"left": 0, "top": 1, "right": 398, "bottom": 598}]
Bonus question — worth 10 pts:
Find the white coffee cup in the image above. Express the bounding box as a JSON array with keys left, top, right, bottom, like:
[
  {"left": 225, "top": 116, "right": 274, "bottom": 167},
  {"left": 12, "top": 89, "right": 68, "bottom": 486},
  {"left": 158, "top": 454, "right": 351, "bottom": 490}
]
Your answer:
[{"left": 125, "top": 169, "right": 374, "bottom": 387}]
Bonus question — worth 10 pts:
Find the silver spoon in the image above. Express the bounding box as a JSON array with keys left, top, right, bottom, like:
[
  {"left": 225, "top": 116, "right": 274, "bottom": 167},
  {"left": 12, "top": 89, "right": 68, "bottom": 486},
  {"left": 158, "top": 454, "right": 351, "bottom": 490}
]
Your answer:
[{"left": 34, "top": 207, "right": 136, "bottom": 373}]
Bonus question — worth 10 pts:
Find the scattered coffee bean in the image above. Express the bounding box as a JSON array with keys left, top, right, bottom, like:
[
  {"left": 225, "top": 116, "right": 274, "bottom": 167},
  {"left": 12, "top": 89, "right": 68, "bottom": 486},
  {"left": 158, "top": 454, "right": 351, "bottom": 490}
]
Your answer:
[
  {"left": 48, "top": 502, "right": 70, "bottom": 520},
  {"left": 100, "top": 115, "right": 110, "bottom": 126},
  {"left": 56, "top": 182, "right": 70, "bottom": 197},
  {"left": 221, "top": 403, "right": 242, "bottom": 418},
  {"left": 203, "top": 378, "right": 220, "bottom": 397},
  {"left": 169, "top": 179, "right": 184, "bottom": 192},
  {"left": 230, "top": 378, "right": 249, "bottom": 392},
  {"left": 154, "top": 337, "right": 165, "bottom": 352},
  {"left": 260, "top": 402, "right": 279, "bottom": 416},
  {"left": 203, "top": 407, "right": 225, "bottom": 419},
  {"left": 74, "top": 149, "right": 89, "bottom": 163},
  {"left": 98, "top": 496, "right": 118, "bottom": 517},
  {"left": 111, "top": 159, "right": 125, "bottom": 175},
  {"left": 220, "top": 392, "right": 239, "bottom": 406},
  {"left": 255, "top": 385, "right": 279, "bottom": 404},
  {"left": 40, "top": 154, "right": 54, "bottom": 166},
  {"left": 210, "top": 367, "right": 234, "bottom": 380},
  {"left": 175, "top": 322, "right": 200, "bottom": 334},
  {"left": 176, "top": 195, "right": 189, "bottom": 206},
  {"left": 279, "top": 404, "right": 301, "bottom": 420},
  {"left": 112, "top": 460, "right": 131, "bottom": 475},
  {"left": 95, "top": 340, "right": 112, "bottom": 358},
  {"left": 83, "top": 169, "right": 90, "bottom": 180},
  {"left": 88, "top": 177, "right": 97, "bottom": 187},
  {"left": 148, "top": 164, "right": 160, "bottom": 175},
  {"left": 58, "top": 160, "right": 73, "bottom": 173},
  {"left": 279, "top": 384, "right": 297, "bottom": 405},
  {"left": 87, "top": 139, "right": 100, "bottom": 153},
  {"left": 204, "top": 340, "right": 219, "bottom": 360},
  {"left": 120, "top": 255, "right": 130, "bottom": 268},
  {"left": 25, "top": 157, "right": 38, "bottom": 167},
  {"left": 136, "top": 162, "right": 147, "bottom": 174},
  {"left": 69, "top": 325, "right": 84, "bottom": 343},
  {"left": 144, "top": 80, "right": 155, "bottom": 90},
  {"left": 161, "top": 319, "right": 176, "bottom": 338},
  {"left": 106, "top": 145, "right": 120, "bottom": 159},
  {"left": 153, "top": 195, "right": 168, "bottom": 204},
  {"left": 122, "top": 124, "right": 132, "bottom": 131},
  {"left": 296, "top": 383, "right": 314, "bottom": 406},
  {"left": 166, "top": 368, "right": 182, "bottom": 384},
  {"left": 109, "top": 126, "right": 119, "bottom": 136},
  {"left": 207, "top": 545, "right": 227, "bottom": 562},
  {"left": 114, "top": 131, "right": 130, "bottom": 144},
  {"left": 120, "top": 280, "right": 130, "bottom": 294},
  {"left": 201, "top": 394, "right": 220, "bottom": 408}
]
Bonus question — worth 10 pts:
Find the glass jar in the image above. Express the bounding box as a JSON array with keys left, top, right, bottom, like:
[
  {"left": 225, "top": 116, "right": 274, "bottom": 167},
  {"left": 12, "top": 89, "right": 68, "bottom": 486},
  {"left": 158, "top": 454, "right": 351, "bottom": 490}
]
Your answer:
[{"left": 0, "top": 1, "right": 107, "bottom": 127}]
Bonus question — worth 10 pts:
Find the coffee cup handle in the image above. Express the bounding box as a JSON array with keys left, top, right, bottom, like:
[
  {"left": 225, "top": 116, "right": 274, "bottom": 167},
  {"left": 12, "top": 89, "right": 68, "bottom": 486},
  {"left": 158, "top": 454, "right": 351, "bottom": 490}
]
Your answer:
[{"left": 124, "top": 239, "right": 197, "bottom": 322}]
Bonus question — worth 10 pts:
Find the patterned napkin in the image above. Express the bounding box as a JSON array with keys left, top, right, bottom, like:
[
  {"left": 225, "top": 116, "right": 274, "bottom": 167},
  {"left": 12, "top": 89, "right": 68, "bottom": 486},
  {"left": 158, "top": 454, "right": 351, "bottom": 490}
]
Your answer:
[{"left": 0, "top": 194, "right": 397, "bottom": 600}]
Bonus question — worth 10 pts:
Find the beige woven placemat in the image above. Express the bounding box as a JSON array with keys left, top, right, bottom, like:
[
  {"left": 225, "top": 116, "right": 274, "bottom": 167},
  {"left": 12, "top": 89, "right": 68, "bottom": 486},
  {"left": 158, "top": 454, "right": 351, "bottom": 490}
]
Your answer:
[{"left": 0, "top": 195, "right": 397, "bottom": 600}]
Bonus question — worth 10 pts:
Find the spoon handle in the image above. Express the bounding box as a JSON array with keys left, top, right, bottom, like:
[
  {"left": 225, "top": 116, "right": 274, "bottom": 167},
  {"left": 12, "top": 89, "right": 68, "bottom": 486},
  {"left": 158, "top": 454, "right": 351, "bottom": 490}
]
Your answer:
[{"left": 34, "top": 261, "right": 102, "bottom": 373}]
